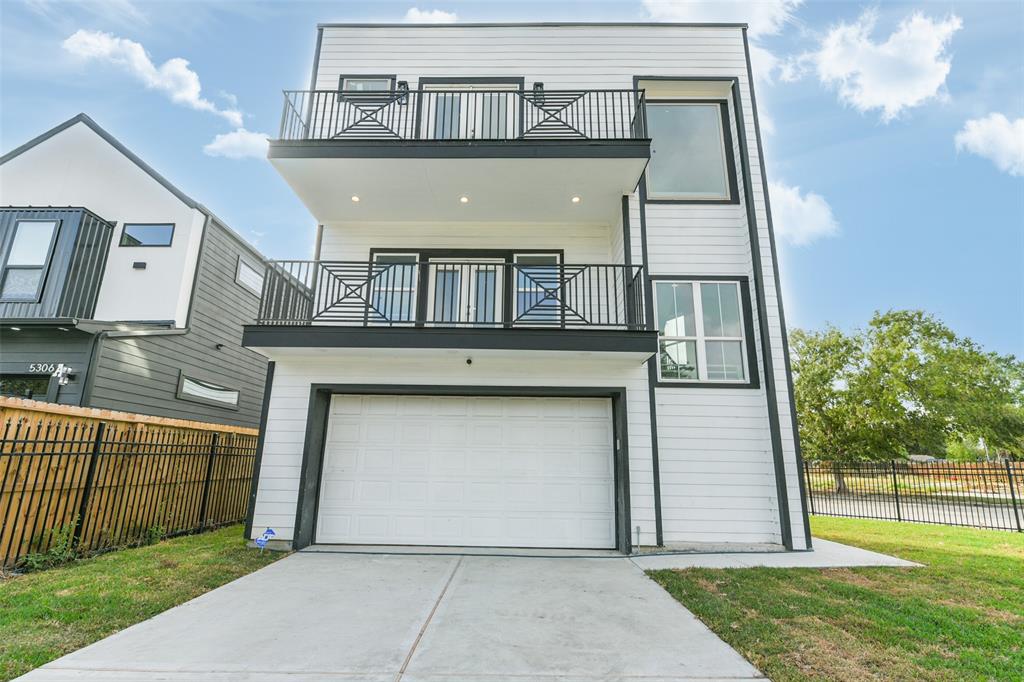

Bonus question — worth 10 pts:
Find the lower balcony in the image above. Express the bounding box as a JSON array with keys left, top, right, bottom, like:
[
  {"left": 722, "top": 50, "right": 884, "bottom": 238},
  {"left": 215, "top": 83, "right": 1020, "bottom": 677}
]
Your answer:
[{"left": 242, "top": 260, "right": 657, "bottom": 358}]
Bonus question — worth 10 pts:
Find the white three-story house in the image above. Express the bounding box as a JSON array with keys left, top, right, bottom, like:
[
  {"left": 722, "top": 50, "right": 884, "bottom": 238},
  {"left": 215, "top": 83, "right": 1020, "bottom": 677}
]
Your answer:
[{"left": 243, "top": 22, "right": 812, "bottom": 553}]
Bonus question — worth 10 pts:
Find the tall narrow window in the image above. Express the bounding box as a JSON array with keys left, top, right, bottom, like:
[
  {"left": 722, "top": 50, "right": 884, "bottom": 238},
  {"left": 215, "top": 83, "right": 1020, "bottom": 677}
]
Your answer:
[
  {"left": 646, "top": 102, "right": 733, "bottom": 201},
  {"left": 1, "top": 220, "right": 58, "bottom": 301},
  {"left": 515, "top": 254, "right": 560, "bottom": 324},
  {"left": 371, "top": 254, "right": 418, "bottom": 323},
  {"left": 655, "top": 279, "right": 750, "bottom": 383}
]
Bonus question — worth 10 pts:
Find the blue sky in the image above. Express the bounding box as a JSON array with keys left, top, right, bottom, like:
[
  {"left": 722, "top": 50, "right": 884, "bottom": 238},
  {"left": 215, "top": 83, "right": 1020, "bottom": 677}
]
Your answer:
[{"left": 2, "top": 1, "right": 1021, "bottom": 356}]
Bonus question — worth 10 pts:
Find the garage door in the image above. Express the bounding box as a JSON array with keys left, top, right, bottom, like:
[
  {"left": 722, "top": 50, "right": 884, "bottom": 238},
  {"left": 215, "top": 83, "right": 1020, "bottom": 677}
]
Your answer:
[{"left": 316, "top": 394, "right": 616, "bottom": 549}]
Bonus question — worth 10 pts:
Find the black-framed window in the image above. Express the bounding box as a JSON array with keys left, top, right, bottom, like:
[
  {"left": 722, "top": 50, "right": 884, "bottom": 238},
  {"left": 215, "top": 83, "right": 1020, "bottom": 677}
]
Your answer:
[
  {"left": 646, "top": 101, "right": 737, "bottom": 202},
  {"left": 0, "top": 219, "right": 59, "bottom": 301},
  {"left": 654, "top": 278, "right": 756, "bottom": 385},
  {"left": 339, "top": 75, "right": 395, "bottom": 92},
  {"left": 120, "top": 223, "right": 174, "bottom": 247},
  {"left": 176, "top": 371, "right": 239, "bottom": 409},
  {"left": 0, "top": 374, "right": 50, "bottom": 399},
  {"left": 236, "top": 256, "right": 265, "bottom": 296}
]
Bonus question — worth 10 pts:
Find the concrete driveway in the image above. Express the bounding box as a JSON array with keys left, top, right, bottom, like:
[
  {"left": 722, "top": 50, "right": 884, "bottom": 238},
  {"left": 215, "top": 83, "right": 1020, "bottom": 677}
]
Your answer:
[{"left": 19, "top": 551, "right": 764, "bottom": 681}]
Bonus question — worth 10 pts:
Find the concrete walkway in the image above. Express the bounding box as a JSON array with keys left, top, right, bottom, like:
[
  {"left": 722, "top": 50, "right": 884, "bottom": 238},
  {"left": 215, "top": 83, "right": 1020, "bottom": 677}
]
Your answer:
[
  {"left": 18, "top": 538, "right": 913, "bottom": 681},
  {"left": 19, "top": 552, "right": 766, "bottom": 681}
]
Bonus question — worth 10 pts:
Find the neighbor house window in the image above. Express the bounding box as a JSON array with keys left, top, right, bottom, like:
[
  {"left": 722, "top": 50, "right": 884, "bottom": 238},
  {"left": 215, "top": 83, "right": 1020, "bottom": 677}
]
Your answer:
[
  {"left": 646, "top": 102, "right": 734, "bottom": 201},
  {"left": 0, "top": 219, "right": 59, "bottom": 301},
  {"left": 0, "top": 374, "right": 50, "bottom": 400},
  {"left": 177, "top": 372, "right": 239, "bottom": 409},
  {"left": 236, "top": 257, "right": 265, "bottom": 296},
  {"left": 655, "top": 279, "right": 749, "bottom": 383},
  {"left": 120, "top": 223, "right": 174, "bottom": 247}
]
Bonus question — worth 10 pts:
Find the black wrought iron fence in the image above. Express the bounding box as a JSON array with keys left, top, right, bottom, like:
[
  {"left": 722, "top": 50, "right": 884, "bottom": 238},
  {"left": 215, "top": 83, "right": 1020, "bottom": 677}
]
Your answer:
[
  {"left": 0, "top": 414, "right": 258, "bottom": 568},
  {"left": 279, "top": 88, "right": 647, "bottom": 141},
  {"left": 804, "top": 461, "right": 1023, "bottom": 532},
  {"left": 257, "top": 260, "right": 648, "bottom": 330}
]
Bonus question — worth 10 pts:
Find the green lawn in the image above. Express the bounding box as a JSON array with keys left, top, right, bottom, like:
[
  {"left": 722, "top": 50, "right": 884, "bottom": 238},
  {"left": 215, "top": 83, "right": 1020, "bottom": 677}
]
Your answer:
[
  {"left": 0, "top": 525, "right": 283, "bottom": 681},
  {"left": 651, "top": 518, "right": 1024, "bottom": 681}
]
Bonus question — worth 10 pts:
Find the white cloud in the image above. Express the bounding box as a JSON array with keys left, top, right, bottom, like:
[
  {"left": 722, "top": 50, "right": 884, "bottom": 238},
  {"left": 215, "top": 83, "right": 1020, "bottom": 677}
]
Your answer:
[
  {"left": 203, "top": 129, "right": 269, "bottom": 160},
  {"left": 768, "top": 181, "right": 839, "bottom": 246},
  {"left": 62, "top": 29, "right": 243, "bottom": 126},
  {"left": 404, "top": 7, "right": 457, "bottom": 23},
  {"left": 641, "top": 0, "right": 802, "bottom": 38},
  {"left": 790, "top": 10, "right": 962, "bottom": 121},
  {"left": 955, "top": 113, "right": 1024, "bottom": 176}
]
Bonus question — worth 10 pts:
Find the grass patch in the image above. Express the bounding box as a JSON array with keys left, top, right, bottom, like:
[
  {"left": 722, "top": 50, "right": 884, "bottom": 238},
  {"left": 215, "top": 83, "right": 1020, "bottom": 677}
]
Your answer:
[
  {"left": 0, "top": 525, "right": 283, "bottom": 681},
  {"left": 649, "top": 518, "right": 1023, "bottom": 681}
]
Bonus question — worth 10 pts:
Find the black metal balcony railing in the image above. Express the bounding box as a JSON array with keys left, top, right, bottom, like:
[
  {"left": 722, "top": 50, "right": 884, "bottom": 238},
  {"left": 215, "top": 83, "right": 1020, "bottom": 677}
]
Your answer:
[
  {"left": 278, "top": 89, "right": 647, "bottom": 142},
  {"left": 257, "top": 261, "right": 648, "bottom": 330}
]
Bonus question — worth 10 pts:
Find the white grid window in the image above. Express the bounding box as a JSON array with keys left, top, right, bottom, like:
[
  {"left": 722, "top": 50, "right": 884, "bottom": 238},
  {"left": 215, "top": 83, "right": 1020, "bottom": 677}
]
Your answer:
[{"left": 655, "top": 280, "right": 748, "bottom": 383}]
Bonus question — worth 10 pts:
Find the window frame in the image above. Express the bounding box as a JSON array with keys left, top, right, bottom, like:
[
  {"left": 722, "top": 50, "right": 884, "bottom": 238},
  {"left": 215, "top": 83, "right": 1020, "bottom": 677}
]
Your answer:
[
  {"left": 651, "top": 275, "right": 759, "bottom": 389},
  {"left": 235, "top": 255, "right": 265, "bottom": 297},
  {"left": 0, "top": 219, "right": 61, "bottom": 303},
  {"left": 0, "top": 373, "right": 53, "bottom": 400},
  {"left": 175, "top": 371, "right": 240, "bottom": 410},
  {"left": 644, "top": 99, "right": 740, "bottom": 205},
  {"left": 119, "top": 223, "right": 175, "bottom": 248},
  {"left": 338, "top": 74, "right": 396, "bottom": 93}
]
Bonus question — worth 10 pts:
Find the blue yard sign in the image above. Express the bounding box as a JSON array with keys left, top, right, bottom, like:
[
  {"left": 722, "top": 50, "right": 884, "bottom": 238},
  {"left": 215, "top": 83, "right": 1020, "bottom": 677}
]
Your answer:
[{"left": 255, "top": 528, "right": 276, "bottom": 550}]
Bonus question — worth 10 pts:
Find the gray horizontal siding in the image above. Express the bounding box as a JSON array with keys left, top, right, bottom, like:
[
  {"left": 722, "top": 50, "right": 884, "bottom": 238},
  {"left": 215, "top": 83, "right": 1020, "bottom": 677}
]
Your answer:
[
  {"left": 88, "top": 218, "right": 268, "bottom": 427},
  {"left": 0, "top": 328, "right": 94, "bottom": 405}
]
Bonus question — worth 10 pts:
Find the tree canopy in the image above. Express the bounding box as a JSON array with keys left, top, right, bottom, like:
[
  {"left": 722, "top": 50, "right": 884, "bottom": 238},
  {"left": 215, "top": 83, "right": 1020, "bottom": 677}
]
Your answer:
[{"left": 790, "top": 310, "right": 1024, "bottom": 462}]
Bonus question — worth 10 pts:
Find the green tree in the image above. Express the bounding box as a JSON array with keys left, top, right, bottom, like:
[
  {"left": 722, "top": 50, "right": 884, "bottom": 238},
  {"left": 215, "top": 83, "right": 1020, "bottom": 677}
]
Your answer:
[{"left": 791, "top": 310, "right": 1024, "bottom": 474}]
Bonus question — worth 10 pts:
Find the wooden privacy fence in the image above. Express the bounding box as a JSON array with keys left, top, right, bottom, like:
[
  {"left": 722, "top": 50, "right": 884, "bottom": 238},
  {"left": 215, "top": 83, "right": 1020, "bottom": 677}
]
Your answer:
[{"left": 0, "top": 398, "right": 259, "bottom": 568}]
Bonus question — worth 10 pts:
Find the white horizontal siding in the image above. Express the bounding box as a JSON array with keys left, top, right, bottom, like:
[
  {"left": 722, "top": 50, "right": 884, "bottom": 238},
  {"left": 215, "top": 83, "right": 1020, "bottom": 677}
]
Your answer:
[
  {"left": 320, "top": 222, "right": 613, "bottom": 263},
  {"left": 303, "top": 24, "right": 809, "bottom": 549},
  {"left": 249, "top": 353, "right": 655, "bottom": 545}
]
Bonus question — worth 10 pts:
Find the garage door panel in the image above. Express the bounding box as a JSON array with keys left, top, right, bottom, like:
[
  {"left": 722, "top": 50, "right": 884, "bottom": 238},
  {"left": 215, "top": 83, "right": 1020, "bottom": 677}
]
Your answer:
[{"left": 317, "top": 395, "right": 616, "bottom": 549}]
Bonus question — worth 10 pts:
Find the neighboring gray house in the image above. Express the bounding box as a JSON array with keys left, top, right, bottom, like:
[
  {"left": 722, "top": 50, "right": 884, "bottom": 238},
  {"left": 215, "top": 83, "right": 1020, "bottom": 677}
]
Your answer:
[
  {"left": 243, "top": 22, "right": 812, "bottom": 553},
  {"left": 0, "top": 114, "right": 269, "bottom": 428}
]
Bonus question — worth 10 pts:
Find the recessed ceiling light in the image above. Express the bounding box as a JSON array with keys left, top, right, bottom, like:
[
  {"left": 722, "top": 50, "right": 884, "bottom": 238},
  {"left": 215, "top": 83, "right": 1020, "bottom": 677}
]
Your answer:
[
  {"left": 459, "top": 196, "right": 470, "bottom": 204},
  {"left": 351, "top": 195, "right": 360, "bottom": 203},
  {"left": 571, "top": 196, "right": 582, "bottom": 204},
  {"left": 10, "top": 327, "right": 21, "bottom": 331},
  {"left": 57, "top": 327, "right": 70, "bottom": 332}
]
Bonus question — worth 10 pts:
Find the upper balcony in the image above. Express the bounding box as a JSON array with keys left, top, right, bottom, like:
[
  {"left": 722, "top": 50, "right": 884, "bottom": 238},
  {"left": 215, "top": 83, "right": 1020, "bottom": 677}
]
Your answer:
[
  {"left": 268, "top": 88, "right": 650, "bottom": 224},
  {"left": 242, "top": 259, "right": 657, "bottom": 358}
]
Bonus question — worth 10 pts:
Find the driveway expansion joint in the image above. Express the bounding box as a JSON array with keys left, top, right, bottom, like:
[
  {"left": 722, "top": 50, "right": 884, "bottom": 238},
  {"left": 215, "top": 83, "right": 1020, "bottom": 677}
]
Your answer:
[{"left": 395, "top": 556, "right": 464, "bottom": 681}]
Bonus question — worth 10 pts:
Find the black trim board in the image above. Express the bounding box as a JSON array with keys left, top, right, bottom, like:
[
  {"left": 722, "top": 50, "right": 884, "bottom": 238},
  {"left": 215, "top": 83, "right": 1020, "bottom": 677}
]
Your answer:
[
  {"left": 742, "top": 31, "right": 812, "bottom": 550},
  {"left": 292, "top": 384, "right": 633, "bottom": 554},
  {"left": 244, "top": 361, "right": 276, "bottom": 539},
  {"left": 308, "top": 27, "right": 323, "bottom": 91},
  {"left": 268, "top": 138, "right": 651, "bottom": 160},
  {"left": 649, "top": 274, "right": 760, "bottom": 389},
  {"left": 243, "top": 325, "right": 657, "bottom": 355},
  {"left": 726, "top": 74, "right": 794, "bottom": 549},
  {"left": 636, "top": 179, "right": 664, "bottom": 547}
]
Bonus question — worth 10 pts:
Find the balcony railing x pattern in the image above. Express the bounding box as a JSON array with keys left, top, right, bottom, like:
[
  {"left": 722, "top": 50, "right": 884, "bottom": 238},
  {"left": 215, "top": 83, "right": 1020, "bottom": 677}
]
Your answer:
[
  {"left": 279, "top": 89, "right": 647, "bottom": 142},
  {"left": 257, "top": 261, "right": 648, "bottom": 330}
]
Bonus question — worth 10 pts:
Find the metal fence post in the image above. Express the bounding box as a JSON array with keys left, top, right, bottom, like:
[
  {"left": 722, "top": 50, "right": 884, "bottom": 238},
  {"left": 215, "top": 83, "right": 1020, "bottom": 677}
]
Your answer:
[
  {"left": 72, "top": 422, "right": 105, "bottom": 546},
  {"left": 198, "top": 433, "right": 219, "bottom": 530},
  {"left": 804, "top": 461, "right": 816, "bottom": 515},
  {"left": 890, "top": 460, "right": 902, "bottom": 522},
  {"left": 1006, "top": 460, "right": 1022, "bottom": 533}
]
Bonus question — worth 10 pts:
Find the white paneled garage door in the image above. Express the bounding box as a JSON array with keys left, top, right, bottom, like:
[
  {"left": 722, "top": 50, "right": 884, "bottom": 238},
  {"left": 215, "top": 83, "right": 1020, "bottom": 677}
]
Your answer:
[{"left": 316, "top": 394, "right": 616, "bottom": 549}]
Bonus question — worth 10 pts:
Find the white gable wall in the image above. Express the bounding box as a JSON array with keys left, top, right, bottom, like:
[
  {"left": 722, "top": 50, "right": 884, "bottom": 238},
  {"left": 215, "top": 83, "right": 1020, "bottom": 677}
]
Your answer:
[{"left": 0, "top": 121, "right": 203, "bottom": 327}]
